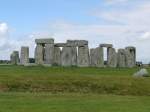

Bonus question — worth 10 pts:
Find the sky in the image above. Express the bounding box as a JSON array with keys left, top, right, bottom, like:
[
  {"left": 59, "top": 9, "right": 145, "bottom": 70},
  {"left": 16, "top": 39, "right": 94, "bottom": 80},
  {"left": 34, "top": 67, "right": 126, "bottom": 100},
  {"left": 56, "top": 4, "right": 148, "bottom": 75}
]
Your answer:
[{"left": 0, "top": 0, "right": 150, "bottom": 63}]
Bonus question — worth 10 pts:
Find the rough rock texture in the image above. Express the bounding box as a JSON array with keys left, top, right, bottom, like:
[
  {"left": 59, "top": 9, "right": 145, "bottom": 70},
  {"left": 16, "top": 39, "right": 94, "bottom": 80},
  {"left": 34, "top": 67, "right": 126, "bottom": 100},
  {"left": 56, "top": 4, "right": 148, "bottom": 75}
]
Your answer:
[
  {"left": 35, "top": 44, "right": 44, "bottom": 65},
  {"left": 117, "top": 49, "right": 126, "bottom": 67},
  {"left": 70, "top": 47, "right": 77, "bottom": 66},
  {"left": 53, "top": 47, "right": 61, "bottom": 66},
  {"left": 125, "top": 46, "right": 136, "bottom": 68},
  {"left": 20, "top": 46, "right": 29, "bottom": 65},
  {"left": 133, "top": 68, "right": 149, "bottom": 77},
  {"left": 107, "top": 48, "right": 117, "bottom": 67},
  {"left": 10, "top": 51, "right": 19, "bottom": 65},
  {"left": 44, "top": 44, "right": 54, "bottom": 65},
  {"left": 90, "top": 47, "right": 104, "bottom": 67},
  {"left": 35, "top": 38, "right": 54, "bottom": 44},
  {"left": 100, "top": 44, "right": 113, "bottom": 48},
  {"left": 61, "top": 47, "right": 72, "bottom": 66},
  {"left": 77, "top": 45, "right": 90, "bottom": 67},
  {"left": 61, "top": 46, "right": 77, "bottom": 66}
]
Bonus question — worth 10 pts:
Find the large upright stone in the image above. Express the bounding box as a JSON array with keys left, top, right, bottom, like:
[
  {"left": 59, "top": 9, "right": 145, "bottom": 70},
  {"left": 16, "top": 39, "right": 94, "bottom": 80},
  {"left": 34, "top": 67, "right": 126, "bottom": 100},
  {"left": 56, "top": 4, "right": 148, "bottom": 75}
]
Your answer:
[
  {"left": 61, "top": 46, "right": 77, "bottom": 66},
  {"left": 35, "top": 44, "right": 44, "bottom": 65},
  {"left": 44, "top": 44, "right": 54, "bottom": 65},
  {"left": 53, "top": 47, "right": 61, "bottom": 66},
  {"left": 61, "top": 47, "right": 72, "bottom": 66},
  {"left": 77, "top": 45, "right": 90, "bottom": 67},
  {"left": 10, "top": 51, "right": 19, "bottom": 65},
  {"left": 107, "top": 48, "right": 117, "bottom": 67},
  {"left": 117, "top": 49, "right": 126, "bottom": 67},
  {"left": 125, "top": 46, "right": 136, "bottom": 68},
  {"left": 90, "top": 47, "right": 104, "bottom": 67},
  {"left": 20, "top": 46, "right": 29, "bottom": 65},
  {"left": 70, "top": 47, "right": 77, "bottom": 66}
]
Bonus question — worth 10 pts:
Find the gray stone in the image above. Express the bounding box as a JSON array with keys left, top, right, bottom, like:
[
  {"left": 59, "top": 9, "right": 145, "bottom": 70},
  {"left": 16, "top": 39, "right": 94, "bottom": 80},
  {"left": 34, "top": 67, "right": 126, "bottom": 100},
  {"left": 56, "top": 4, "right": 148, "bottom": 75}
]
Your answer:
[
  {"left": 77, "top": 45, "right": 90, "bottom": 67},
  {"left": 70, "top": 47, "right": 77, "bottom": 66},
  {"left": 44, "top": 44, "right": 54, "bottom": 65},
  {"left": 133, "top": 68, "right": 149, "bottom": 77},
  {"left": 35, "top": 38, "right": 54, "bottom": 44},
  {"left": 117, "top": 49, "right": 126, "bottom": 67},
  {"left": 77, "top": 40, "right": 88, "bottom": 46},
  {"left": 35, "top": 44, "right": 44, "bottom": 64},
  {"left": 90, "top": 47, "right": 104, "bottom": 67},
  {"left": 125, "top": 46, "right": 136, "bottom": 68},
  {"left": 61, "top": 47, "right": 72, "bottom": 66},
  {"left": 54, "top": 43, "right": 67, "bottom": 47},
  {"left": 10, "top": 51, "right": 19, "bottom": 65},
  {"left": 61, "top": 46, "right": 77, "bottom": 66},
  {"left": 100, "top": 44, "right": 113, "bottom": 48},
  {"left": 107, "top": 48, "right": 117, "bottom": 67},
  {"left": 66, "top": 40, "right": 78, "bottom": 46},
  {"left": 54, "top": 40, "right": 88, "bottom": 47},
  {"left": 53, "top": 47, "right": 61, "bottom": 66},
  {"left": 20, "top": 46, "right": 29, "bottom": 65}
]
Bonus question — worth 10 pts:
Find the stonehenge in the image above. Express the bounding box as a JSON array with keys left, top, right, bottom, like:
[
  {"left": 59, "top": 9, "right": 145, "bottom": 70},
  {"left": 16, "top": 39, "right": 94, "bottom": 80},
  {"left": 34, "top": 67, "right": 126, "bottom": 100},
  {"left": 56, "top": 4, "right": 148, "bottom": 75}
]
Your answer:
[
  {"left": 20, "top": 46, "right": 29, "bottom": 65},
  {"left": 10, "top": 38, "right": 137, "bottom": 68},
  {"left": 10, "top": 51, "right": 19, "bottom": 65}
]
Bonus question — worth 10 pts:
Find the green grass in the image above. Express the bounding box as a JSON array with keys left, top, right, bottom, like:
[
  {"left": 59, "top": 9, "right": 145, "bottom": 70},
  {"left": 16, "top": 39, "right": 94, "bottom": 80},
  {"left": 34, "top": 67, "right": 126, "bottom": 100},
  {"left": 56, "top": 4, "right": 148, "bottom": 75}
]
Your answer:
[
  {"left": 0, "top": 65, "right": 149, "bottom": 111},
  {"left": 0, "top": 65, "right": 149, "bottom": 95},
  {"left": 0, "top": 92, "right": 150, "bottom": 112}
]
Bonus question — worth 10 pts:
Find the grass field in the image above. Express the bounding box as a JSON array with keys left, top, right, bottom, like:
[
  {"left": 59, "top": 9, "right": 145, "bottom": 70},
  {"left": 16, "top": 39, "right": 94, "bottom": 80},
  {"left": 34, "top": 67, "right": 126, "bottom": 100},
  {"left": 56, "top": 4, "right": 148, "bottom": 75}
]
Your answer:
[{"left": 0, "top": 65, "right": 150, "bottom": 112}]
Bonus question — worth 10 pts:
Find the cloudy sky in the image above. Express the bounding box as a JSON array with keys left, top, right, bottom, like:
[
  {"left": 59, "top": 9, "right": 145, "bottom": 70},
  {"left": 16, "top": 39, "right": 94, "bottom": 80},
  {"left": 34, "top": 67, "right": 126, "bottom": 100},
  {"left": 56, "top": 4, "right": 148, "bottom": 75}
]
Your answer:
[{"left": 0, "top": 0, "right": 150, "bottom": 63}]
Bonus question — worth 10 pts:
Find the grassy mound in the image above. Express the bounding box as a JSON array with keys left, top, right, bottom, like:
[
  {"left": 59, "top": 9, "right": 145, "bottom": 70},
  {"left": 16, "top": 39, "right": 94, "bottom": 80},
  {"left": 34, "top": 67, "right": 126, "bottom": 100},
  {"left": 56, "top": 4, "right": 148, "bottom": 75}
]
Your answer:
[{"left": 0, "top": 65, "right": 149, "bottom": 95}]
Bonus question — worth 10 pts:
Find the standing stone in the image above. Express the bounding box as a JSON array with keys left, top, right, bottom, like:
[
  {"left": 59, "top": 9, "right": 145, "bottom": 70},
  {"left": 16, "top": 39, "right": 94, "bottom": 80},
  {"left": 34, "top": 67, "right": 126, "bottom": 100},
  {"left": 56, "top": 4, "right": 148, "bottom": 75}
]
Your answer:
[
  {"left": 61, "top": 46, "right": 72, "bottom": 66},
  {"left": 90, "top": 47, "right": 104, "bottom": 67},
  {"left": 125, "top": 46, "right": 136, "bottom": 68},
  {"left": 107, "top": 48, "right": 117, "bottom": 67},
  {"left": 20, "top": 47, "right": 29, "bottom": 65},
  {"left": 10, "top": 51, "right": 19, "bottom": 65},
  {"left": 35, "top": 44, "right": 44, "bottom": 65},
  {"left": 44, "top": 44, "right": 54, "bottom": 65},
  {"left": 70, "top": 47, "right": 77, "bottom": 66},
  {"left": 61, "top": 46, "right": 77, "bottom": 66},
  {"left": 67, "top": 40, "right": 77, "bottom": 66},
  {"left": 117, "top": 49, "right": 126, "bottom": 67},
  {"left": 53, "top": 47, "right": 61, "bottom": 66},
  {"left": 77, "top": 45, "right": 90, "bottom": 67}
]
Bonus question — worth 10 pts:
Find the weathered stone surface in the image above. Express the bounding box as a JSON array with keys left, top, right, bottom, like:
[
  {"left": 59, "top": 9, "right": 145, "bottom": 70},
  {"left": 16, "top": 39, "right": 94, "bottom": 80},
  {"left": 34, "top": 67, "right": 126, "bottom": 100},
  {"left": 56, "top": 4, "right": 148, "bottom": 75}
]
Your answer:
[
  {"left": 90, "top": 47, "right": 104, "bottom": 67},
  {"left": 70, "top": 47, "right": 77, "bottom": 66},
  {"left": 66, "top": 40, "right": 77, "bottom": 46},
  {"left": 10, "top": 51, "right": 19, "bottom": 65},
  {"left": 44, "top": 44, "right": 54, "bottom": 65},
  {"left": 54, "top": 40, "right": 88, "bottom": 47},
  {"left": 77, "top": 45, "right": 90, "bottom": 67},
  {"left": 133, "top": 68, "right": 149, "bottom": 77},
  {"left": 100, "top": 44, "right": 113, "bottom": 48},
  {"left": 61, "top": 46, "right": 77, "bottom": 66},
  {"left": 117, "top": 49, "right": 126, "bottom": 67},
  {"left": 20, "top": 46, "right": 29, "bottom": 65},
  {"left": 125, "top": 46, "right": 136, "bottom": 68},
  {"left": 35, "top": 44, "right": 44, "bottom": 64},
  {"left": 107, "top": 48, "right": 117, "bottom": 67},
  {"left": 61, "top": 47, "right": 72, "bottom": 66},
  {"left": 77, "top": 40, "right": 88, "bottom": 46},
  {"left": 35, "top": 38, "right": 54, "bottom": 44},
  {"left": 54, "top": 43, "right": 67, "bottom": 47},
  {"left": 53, "top": 47, "right": 61, "bottom": 66}
]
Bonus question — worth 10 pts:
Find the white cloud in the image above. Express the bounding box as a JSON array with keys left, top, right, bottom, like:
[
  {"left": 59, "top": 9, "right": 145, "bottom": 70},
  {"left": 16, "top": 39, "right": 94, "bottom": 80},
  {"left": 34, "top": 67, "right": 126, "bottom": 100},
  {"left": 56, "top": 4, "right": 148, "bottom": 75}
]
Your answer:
[
  {"left": 139, "top": 32, "right": 150, "bottom": 41},
  {"left": 0, "top": 22, "right": 9, "bottom": 38}
]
